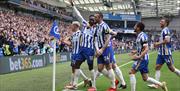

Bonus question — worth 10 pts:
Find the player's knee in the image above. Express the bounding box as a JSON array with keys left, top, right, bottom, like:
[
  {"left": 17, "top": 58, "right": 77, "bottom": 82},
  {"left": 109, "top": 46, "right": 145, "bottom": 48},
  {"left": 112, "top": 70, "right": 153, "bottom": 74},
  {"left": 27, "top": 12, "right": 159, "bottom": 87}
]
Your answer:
[
  {"left": 74, "top": 65, "right": 80, "bottom": 69},
  {"left": 129, "top": 68, "right": 137, "bottom": 75},
  {"left": 98, "top": 67, "right": 104, "bottom": 72},
  {"left": 105, "top": 64, "right": 112, "bottom": 70},
  {"left": 129, "top": 70, "right": 133, "bottom": 75},
  {"left": 168, "top": 66, "right": 175, "bottom": 72},
  {"left": 112, "top": 64, "right": 116, "bottom": 69},
  {"left": 142, "top": 77, "right": 147, "bottom": 81},
  {"left": 98, "top": 69, "right": 102, "bottom": 72},
  {"left": 155, "top": 65, "right": 161, "bottom": 70},
  {"left": 74, "top": 61, "right": 83, "bottom": 69}
]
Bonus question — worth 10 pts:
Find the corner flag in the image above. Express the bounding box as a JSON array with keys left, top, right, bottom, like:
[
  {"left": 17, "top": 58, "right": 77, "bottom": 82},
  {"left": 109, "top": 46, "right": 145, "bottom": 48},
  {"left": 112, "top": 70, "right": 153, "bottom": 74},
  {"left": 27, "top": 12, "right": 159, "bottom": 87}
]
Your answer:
[
  {"left": 50, "top": 21, "right": 60, "bottom": 91},
  {"left": 50, "top": 21, "right": 60, "bottom": 39}
]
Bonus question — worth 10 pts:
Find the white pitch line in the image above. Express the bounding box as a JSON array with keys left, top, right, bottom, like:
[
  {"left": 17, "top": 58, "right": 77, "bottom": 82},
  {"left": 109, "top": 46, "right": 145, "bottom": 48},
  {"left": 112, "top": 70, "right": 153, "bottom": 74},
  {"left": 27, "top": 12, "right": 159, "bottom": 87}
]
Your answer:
[{"left": 77, "top": 52, "right": 155, "bottom": 87}]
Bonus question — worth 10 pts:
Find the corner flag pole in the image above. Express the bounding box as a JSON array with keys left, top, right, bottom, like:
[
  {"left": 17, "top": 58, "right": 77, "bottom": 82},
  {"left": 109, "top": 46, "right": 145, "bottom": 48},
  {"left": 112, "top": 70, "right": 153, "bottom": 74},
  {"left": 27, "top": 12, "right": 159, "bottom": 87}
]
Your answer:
[
  {"left": 52, "top": 39, "right": 56, "bottom": 91},
  {"left": 50, "top": 20, "right": 60, "bottom": 91}
]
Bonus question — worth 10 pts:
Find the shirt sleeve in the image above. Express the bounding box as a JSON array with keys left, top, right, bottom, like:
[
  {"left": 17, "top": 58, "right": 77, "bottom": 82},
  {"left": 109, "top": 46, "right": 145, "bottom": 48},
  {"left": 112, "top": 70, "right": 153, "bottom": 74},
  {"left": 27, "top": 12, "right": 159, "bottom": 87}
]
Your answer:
[
  {"left": 141, "top": 34, "right": 148, "bottom": 46},
  {"left": 163, "top": 28, "right": 171, "bottom": 39},
  {"left": 102, "top": 23, "right": 111, "bottom": 34},
  {"left": 73, "top": 6, "right": 88, "bottom": 27}
]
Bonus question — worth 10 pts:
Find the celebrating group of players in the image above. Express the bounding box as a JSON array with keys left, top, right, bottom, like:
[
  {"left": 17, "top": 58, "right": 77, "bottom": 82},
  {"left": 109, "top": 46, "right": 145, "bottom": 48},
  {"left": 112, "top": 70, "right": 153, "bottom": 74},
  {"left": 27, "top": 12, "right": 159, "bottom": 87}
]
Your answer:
[{"left": 61, "top": 0, "right": 180, "bottom": 91}]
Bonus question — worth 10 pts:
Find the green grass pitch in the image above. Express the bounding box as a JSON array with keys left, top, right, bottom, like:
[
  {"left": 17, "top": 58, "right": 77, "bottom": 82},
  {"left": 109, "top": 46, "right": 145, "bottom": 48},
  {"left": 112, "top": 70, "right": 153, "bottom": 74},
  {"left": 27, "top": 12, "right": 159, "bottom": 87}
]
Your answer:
[{"left": 0, "top": 51, "right": 180, "bottom": 91}]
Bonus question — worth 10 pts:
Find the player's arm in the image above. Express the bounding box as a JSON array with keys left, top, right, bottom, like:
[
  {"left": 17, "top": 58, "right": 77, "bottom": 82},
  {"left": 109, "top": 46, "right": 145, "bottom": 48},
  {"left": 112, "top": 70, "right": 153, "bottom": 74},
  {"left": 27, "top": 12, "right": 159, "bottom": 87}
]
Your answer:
[
  {"left": 69, "top": 0, "right": 87, "bottom": 25},
  {"left": 109, "top": 29, "right": 117, "bottom": 36},
  {"left": 154, "top": 36, "right": 170, "bottom": 47},
  {"left": 131, "top": 43, "right": 148, "bottom": 60},
  {"left": 61, "top": 36, "right": 72, "bottom": 46},
  {"left": 97, "top": 34, "right": 111, "bottom": 56},
  {"left": 94, "top": 36, "right": 101, "bottom": 57},
  {"left": 94, "top": 36, "right": 99, "bottom": 51},
  {"left": 93, "top": 28, "right": 100, "bottom": 56},
  {"left": 129, "top": 50, "right": 137, "bottom": 56},
  {"left": 139, "top": 43, "right": 148, "bottom": 58},
  {"left": 154, "top": 30, "right": 170, "bottom": 47},
  {"left": 101, "top": 25, "right": 112, "bottom": 51}
]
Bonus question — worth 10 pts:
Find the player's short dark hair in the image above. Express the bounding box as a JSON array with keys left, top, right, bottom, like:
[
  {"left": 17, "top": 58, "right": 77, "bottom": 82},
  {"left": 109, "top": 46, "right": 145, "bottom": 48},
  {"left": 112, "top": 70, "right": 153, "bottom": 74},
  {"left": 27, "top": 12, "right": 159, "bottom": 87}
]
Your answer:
[
  {"left": 89, "top": 15, "right": 94, "bottom": 18},
  {"left": 96, "top": 12, "right": 103, "bottom": 18},
  {"left": 136, "top": 22, "right": 145, "bottom": 31},
  {"left": 162, "top": 18, "right": 170, "bottom": 26}
]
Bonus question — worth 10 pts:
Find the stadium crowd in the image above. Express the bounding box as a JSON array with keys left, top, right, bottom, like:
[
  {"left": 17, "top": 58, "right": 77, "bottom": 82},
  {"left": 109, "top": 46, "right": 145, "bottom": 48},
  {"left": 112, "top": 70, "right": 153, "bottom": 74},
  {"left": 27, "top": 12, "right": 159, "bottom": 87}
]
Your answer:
[
  {"left": 0, "top": 9, "right": 71, "bottom": 57},
  {"left": 0, "top": 9, "right": 179, "bottom": 57}
]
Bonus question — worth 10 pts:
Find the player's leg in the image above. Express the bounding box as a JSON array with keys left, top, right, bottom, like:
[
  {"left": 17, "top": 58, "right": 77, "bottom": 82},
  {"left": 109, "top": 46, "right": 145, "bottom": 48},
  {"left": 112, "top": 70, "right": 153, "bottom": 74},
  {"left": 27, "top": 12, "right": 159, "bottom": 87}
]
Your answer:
[
  {"left": 65, "top": 66, "right": 75, "bottom": 88},
  {"left": 96, "top": 55, "right": 108, "bottom": 79},
  {"left": 165, "top": 55, "right": 180, "bottom": 76},
  {"left": 65, "top": 56, "right": 76, "bottom": 88},
  {"left": 76, "top": 52, "right": 91, "bottom": 87},
  {"left": 97, "top": 55, "right": 116, "bottom": 90},
  {"left": 87, "top": 63, "right": 96, "bottom": 88},
  {"left": 84, "top": 48, "right": 96, "bottom": 88},
  {"left": 95, "top": 69, "right": 102, "bottom": 79},
  {"left": 105, "top": 63, "right": 116, "bottom": 89},
  {"left": 79, "top": 68, "right": 91, "bottom": 87},
  {"left": 97, "top": 56, "right": 106, "bottom": 73},
  {"left": 141, "top": 73, "right": 168, "bottom": 91},
  {"left": 79, "top": 69, "right": 88, "bottom": 81},
  {"left": 155, "top": 55, "right": 165, "bottom": 81},
  {"left": 72, "top": 60, "right": 84, "bottom": 88},
  {"left": 129, "top": 69, "right": 137, "bottom": 91},
  {"left": 112, "top": 63, "right": 126, "bottom": 88},
  {"left": 70, "top": 66, "right": 75, "bottom": 85},
  {"left": 148, "top": 55, "right": 164, "bottom": 88},
  {"left": 110, "top": 47, "right": 126, "bottom": 88}
]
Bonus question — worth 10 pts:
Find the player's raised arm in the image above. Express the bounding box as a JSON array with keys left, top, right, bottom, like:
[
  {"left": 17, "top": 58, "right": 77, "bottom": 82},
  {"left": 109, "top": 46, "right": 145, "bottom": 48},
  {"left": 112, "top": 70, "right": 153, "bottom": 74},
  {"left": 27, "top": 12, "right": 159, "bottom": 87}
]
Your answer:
[{"left": 69, "top": 0, "right": 87, "bottom": 25}]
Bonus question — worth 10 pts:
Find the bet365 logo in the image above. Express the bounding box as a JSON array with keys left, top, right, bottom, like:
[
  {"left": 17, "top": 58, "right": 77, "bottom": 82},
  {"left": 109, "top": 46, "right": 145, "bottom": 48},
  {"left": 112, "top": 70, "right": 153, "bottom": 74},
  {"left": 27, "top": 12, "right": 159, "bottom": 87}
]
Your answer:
[{"left": 9, "top": 57, "right": 44, "bottom": 71}]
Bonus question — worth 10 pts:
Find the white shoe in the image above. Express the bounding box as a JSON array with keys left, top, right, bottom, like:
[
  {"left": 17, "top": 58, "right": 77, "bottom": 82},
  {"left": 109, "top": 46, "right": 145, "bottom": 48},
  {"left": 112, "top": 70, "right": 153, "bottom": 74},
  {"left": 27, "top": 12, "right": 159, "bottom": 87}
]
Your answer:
[
  {"left": 161, "top": 82, "right": 168, "bottom": 91},
  {"left": 147, "top": 84, "right": 159, "bottom": 89}
]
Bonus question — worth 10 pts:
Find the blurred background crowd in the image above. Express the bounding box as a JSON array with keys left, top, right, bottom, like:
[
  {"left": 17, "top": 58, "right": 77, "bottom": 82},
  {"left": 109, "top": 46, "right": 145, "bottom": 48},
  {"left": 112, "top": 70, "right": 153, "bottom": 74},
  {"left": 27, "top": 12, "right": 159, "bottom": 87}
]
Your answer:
[{"left": 0, "top": 0, "right": 179, "bottom": 57}]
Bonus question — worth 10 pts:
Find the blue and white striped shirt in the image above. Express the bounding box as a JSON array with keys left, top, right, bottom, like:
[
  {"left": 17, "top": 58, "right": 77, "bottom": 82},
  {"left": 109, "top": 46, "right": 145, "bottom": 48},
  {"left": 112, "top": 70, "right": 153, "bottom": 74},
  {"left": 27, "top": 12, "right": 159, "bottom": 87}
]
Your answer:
[
  {"left": 158, "top": 27, "right": 172, "bottom": 55},
  {"left": 70, "top": 30, "right": 81, "bottom": 54},
  {"left": 95, "top": 21, "right": 111, "bottom": 48},
  {"left": 81, "top": 20, "right": 96, "bottom": 49},
  {"left": 136, "top": 32, "right": 149, "bottom": 60}
]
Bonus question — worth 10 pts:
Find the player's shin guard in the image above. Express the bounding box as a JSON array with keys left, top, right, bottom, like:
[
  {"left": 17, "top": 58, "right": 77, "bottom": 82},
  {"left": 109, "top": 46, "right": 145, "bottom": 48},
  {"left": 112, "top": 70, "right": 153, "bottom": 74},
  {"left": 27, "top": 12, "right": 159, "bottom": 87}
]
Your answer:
[
  {"left": 130, "top": 74, "right": 136, "bottom": 91},
  {"left": 108, "top": 69, "right": 116, "bottom": 88},
  {"left": 90, "top": 69, "right": 96, "bottom": 88},
  {"left": 79, "top": 69, "right": 88, "bottom": 80},
  {"left": 73, "top": 69, "right": 80, "bottom": 86},
  {"left": 146, "top": 77, "right": 162, "bottom": 86},
  {"left": 155, "top": 70, "right": 161, "bottom": 81},
  {"left": 114, "top": 67, "right": 126, "bottom": 85},
  {"left": 174, "top": 68, "right": 180, "bottom": 76}
]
